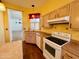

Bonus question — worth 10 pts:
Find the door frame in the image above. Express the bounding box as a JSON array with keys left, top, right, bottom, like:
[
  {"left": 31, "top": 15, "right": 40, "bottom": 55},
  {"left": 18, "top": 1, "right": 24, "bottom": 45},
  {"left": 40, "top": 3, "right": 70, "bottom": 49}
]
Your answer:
[{"left": 0, "top": 12, "right": 5, "bottom": 44}]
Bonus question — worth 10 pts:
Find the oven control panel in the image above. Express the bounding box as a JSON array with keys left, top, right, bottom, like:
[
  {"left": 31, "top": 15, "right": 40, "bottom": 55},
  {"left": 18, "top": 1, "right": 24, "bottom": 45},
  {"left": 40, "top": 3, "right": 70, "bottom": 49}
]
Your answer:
[{"left": 52, "top": 32, "right": 71, "bottom": 42}]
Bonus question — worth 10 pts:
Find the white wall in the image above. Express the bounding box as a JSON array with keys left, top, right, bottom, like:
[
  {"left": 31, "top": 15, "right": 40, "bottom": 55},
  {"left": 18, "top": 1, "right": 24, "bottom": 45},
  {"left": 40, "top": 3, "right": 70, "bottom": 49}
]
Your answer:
[{"left": 0, "top": 12, "right": 5, "bottom": 45}]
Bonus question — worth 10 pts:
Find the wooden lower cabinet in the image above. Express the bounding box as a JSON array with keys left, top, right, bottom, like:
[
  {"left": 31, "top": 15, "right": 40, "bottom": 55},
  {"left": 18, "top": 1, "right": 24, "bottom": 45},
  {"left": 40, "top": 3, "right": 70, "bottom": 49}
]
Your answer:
[
  {"left": 36, "top": 33, "right": 42, "bottom": 49},
  {"left": 63, "top": 50, "right": 79, "bottom": 59},
  {"left": 24, "top": 31, "right": 36, "bottom": 44}
]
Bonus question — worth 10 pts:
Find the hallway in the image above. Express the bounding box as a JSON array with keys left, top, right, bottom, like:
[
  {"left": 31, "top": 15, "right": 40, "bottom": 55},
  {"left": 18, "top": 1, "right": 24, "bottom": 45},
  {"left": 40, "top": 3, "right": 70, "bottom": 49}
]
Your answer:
[{"left": 23, "top": 41, "right": 45, "bottom": 59}]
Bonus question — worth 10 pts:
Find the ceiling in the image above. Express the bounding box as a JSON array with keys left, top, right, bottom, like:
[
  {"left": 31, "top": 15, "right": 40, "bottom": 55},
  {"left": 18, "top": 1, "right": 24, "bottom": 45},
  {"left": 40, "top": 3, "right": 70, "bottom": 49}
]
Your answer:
[{"left": 2, "top": 0, "right": 47, "bottom": 8}]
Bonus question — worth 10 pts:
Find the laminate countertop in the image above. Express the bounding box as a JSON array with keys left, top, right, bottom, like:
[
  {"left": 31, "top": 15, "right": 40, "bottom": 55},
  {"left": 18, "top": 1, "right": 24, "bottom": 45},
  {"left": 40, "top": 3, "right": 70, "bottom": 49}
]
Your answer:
[
  {"left": 25, "top": 30, "right": 51, "bottom": 36},
  {"left": 63, "top": 40, "right": 79, "bottom": 57}
]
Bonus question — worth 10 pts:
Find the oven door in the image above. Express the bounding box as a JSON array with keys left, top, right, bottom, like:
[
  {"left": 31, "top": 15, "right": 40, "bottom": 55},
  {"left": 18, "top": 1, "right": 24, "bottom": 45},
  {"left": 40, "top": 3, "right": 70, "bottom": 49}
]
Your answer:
[{"left": 43, "top": 38, "right": 62, "bottom": 59}]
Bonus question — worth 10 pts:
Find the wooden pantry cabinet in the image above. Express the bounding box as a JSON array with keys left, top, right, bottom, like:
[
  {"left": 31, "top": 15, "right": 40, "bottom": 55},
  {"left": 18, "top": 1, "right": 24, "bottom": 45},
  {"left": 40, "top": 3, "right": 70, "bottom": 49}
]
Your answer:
[{"left": 70, "top": 0, "right": 79, "bottom": 30}]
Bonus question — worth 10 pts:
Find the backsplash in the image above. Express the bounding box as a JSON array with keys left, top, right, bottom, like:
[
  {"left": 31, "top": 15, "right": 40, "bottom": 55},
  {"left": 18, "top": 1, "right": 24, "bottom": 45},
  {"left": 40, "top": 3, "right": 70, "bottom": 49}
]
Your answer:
[
  {"left": 70, "top": 30, "right": 79, "bottom": 41},
  {"left": 41, "top": 24, "right": 79, "bottom": 41}
]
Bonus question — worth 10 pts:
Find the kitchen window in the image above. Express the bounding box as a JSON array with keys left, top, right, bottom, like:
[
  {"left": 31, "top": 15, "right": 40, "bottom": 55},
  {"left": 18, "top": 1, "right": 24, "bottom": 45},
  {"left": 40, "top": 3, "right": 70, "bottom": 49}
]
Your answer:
[{"left": 30, "top": 18, "right": 40, "bottom": 31}]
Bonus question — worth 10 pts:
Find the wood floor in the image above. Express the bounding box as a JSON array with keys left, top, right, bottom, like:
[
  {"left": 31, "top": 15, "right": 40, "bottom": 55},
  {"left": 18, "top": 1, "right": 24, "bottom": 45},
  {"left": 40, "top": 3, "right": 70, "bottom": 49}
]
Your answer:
[{"left": 23, "top": 41, "right": 45, "bottom": 59}]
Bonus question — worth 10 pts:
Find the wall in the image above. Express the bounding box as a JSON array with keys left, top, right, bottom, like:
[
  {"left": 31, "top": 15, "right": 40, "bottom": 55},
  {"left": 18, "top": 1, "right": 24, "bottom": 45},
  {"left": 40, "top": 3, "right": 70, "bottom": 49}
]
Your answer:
[
  {"left": 0, "top": 12, "right": 5, "bottom": 45},
  {"left": 35, "top": 0, "right": 74, "bottom": 15},
  {"left": 70, "top": 30, "right": 79, "bottom": 41},
  {"left": 41, "top": 25, "right": 79, "bottom": 41}
]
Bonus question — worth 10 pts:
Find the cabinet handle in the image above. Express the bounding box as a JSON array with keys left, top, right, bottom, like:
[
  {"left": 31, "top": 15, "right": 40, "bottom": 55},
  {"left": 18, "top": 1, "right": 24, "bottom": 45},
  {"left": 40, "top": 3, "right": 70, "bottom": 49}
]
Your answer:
[
  {"left": 70, "top": 23, "right": 72, "bottom": 29},
  {"left": 55, "top": 15, "right": 56, "bottom": 18},
  {"left": 57, "top": 14, "right": 59, "bottom": 17},
  {"left": 66, "top": 53, "right": 73, "bottom": 58},
  {"left": 5, "top": 28, "right": 8, "bottom": 30},
  {"left": 62, "top": 56, "right": 64, "bottom": 59}
]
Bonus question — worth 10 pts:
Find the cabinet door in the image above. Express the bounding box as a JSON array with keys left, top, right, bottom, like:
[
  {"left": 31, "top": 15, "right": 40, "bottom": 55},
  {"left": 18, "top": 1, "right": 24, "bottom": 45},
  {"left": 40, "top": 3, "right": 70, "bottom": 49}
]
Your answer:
[
  {"left": 70, "top": 1, "right": 79, "bottom": 30},
  {"left": 63, "top": 50, "right": 79, "bottom": 59},
  {"left": 36, "top": 33, "right": 41, "bottom": 49},
  {"left": 49, "top": 11, "right": 56, "bottom": 20},
  {"left": 43, "top": 14, "right": 49, "bottom": 28},
  {"left": 58, "top": 4, "right": 70, "bottom": 17},
  {"left": 24, "top": 32, "right": 36, "bottom": 44}
]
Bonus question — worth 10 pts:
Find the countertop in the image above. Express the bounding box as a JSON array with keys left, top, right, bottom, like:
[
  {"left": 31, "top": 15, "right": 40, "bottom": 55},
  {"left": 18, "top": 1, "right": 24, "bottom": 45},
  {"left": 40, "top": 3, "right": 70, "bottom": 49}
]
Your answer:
[
  {"left": 24, "top": 30, "right": 51, "bottom": 35},
  {"left": 0, "top": 40, "right": 23, "bottom": 59},
  {"left": 63, "top": 40, "right": 79, "bottom": 57}
]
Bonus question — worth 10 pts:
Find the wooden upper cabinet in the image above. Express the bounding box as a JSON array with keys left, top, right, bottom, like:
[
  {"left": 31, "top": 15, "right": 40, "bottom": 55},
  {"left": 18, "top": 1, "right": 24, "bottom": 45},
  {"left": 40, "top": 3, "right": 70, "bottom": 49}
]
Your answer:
[
  {"left": 70, "top": 1, "right": 79, "bottom": 30},
  {"left": 42, "top": 4, "right": 70, "bottom": 27},
  {"left": 49, "top": 11, "right": 56, "bottom": 20},
  {"left": 48, "top": 4, "right": 70, "bottom": 20},
  {"left": 57, "top": 4, "right": 70, "bottom": 17},
  {"left": 42, "top": 14, "right": 50, "bottom": 28}
]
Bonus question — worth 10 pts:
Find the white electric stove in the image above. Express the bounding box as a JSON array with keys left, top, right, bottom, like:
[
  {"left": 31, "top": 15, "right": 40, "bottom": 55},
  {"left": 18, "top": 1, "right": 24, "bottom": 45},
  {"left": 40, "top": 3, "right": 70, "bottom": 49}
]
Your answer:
[{"left": 43, "top": 32, "right": 71, "bottom": 59}]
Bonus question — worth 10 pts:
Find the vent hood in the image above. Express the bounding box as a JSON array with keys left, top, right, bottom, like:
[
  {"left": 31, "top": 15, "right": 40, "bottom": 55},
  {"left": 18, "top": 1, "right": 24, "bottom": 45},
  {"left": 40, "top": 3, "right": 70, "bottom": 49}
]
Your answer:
[{"left": 48, "top": 16, "right": 70, "bottom": 24}]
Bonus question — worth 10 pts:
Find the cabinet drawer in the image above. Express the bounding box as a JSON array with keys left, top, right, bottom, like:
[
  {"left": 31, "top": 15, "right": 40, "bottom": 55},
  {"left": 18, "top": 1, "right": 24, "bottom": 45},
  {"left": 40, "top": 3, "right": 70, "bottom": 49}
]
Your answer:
[
  {"left": 36, "top": 35, "right": 41, "bottom": 49},
  {"left": 63, "top": 50, "right": 79, "bottom": 59}
]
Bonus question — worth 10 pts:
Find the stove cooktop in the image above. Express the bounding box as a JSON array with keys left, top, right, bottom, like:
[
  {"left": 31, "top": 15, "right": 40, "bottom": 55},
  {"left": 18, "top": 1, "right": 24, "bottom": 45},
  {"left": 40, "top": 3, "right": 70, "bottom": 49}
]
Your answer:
[{"left": 46, "top": 36, "right": 67, "bottom": 45}]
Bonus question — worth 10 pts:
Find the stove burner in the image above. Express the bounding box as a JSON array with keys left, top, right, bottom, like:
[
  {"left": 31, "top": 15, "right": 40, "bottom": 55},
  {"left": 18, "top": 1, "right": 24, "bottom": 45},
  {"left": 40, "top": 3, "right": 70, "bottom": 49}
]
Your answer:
[{"left": 46, "top": 36, "right": 67, "bottom": 45}]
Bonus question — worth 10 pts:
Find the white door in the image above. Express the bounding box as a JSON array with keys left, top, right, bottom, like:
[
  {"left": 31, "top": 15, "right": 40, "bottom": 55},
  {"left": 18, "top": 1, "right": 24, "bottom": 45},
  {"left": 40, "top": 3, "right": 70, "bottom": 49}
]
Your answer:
[
  {"left": 7, "top": 9, "right": 23, "bottom": 42},
  {"left": 0, "top": 12, "right": 5, "bottom": 45}
]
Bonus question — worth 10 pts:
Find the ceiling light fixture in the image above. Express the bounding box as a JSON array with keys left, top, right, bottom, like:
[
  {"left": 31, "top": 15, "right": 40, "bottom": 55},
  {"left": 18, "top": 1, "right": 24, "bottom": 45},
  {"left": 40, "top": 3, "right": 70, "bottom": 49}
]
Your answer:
[
  {"left": 32, "top": 4, "right": 35, "bottom": 7},
  {"left": 32, "top": 4, "right": 35, "bottom": 11},
  {"left": 0, "top": 0, "right": 6, "bottom": 11}
]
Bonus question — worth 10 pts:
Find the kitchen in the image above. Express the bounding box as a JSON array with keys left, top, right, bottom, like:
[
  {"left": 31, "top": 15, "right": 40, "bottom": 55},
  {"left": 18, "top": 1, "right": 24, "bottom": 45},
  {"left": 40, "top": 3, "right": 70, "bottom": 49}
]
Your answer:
[{"left": 0, "top": 0, "right": 79, "bottom": 59}]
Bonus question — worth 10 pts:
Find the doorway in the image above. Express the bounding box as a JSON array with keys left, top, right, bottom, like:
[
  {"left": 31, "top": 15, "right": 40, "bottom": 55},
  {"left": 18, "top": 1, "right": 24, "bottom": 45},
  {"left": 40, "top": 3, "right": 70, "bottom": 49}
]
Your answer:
[{"left": 7, "top": 9, "right": 23, "bottom": 42}]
